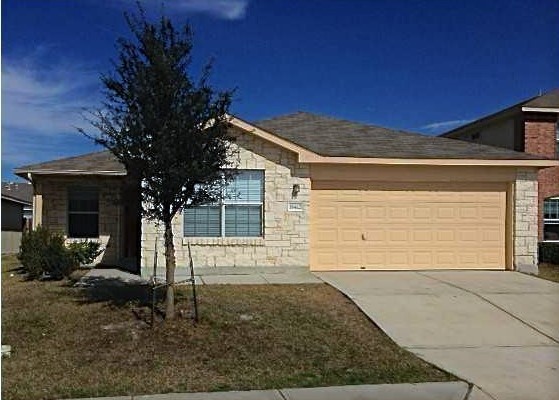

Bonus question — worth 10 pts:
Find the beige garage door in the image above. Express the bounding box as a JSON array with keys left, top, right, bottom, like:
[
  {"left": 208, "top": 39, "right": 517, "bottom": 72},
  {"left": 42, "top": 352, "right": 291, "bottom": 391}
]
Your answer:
[{"left": 310, "top": 181, "right": 507, "bottom": 271}]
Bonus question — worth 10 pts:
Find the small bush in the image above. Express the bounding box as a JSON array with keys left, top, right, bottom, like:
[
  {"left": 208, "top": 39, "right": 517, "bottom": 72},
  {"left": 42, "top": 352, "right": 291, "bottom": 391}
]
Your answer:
[
  {"left": 67, "top": 241, "right": 102, "bottom": 266},
  {"left": 539, "top": 242, "right": 559, "bottom": 265},
  {"left": 18, "top": 226, "right": 77, "bottom": 280}
]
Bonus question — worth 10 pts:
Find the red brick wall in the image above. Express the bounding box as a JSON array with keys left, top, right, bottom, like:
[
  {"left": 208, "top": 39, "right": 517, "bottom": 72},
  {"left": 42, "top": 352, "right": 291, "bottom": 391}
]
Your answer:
[{"left": 524, "top": 114, "right": 559, "bottom": 240}]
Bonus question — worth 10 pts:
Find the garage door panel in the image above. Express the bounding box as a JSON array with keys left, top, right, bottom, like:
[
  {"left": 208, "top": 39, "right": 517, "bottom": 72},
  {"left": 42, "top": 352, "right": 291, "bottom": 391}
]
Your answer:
[
  {"left": 362, "top": 251, "right": 387, "bottom": 265},
  {"left": 413, "top": 230, "right": 433, "bottom": 242},
  {"left": 458, "top": 252, "right": 481, "bottom": 265},
  {"left": 458, "top": 229, "right": 479, "bottom": 242},
  {"left": 436, "top": 252, "right": 458, "bottom": 266},
  {"left": 365, "top": 230, "right": 386, "bottom": 242},
  {"left": 315, "top": 229, "right": 337, "bottom": 244},
  {"left": 480, "top": 251, "right": 503, "bottom": 266},
  {"left": 388, "top": 230, "right": 409, "bottom": 242},
  {"left": 339, "top": 250, "right": 364, "bottom": 266},
  {"left": 412, "top": 251, "right": 434, "bottom": 267},
  {"left": 339, "top": 205, "right": 361, "bottom": 218},
  {"left": 315, "top": 204, "right": 336, "bottom": 217},
  {"left": 364, "top": 206, "right": 386, "bottom": 219},
  {"left": 482, "top": 229, "right": 503, "bottom": 242},
  {"left": 388, "top": 252, "right": 410, "bottom": 265},
  {"left": 340, "top": 229, "right": 362, "bottom": 243},
  {"left": 315, "top": 251, "right": 338, "bottom": 268},
  {"left": 437, "top": 230, "right": 455, "bottom": 241},
  {"left": 480, "top": 205, "right": 503, "bottom": 219},
  {"left": 413, "top": 207, "right": 431, "bottom": 219},
  {"left": 311, "top": 182, "right": 506, "bottom": 271},
  {"left": 389, "top": 207, "right": 409, "bottom": 219}
]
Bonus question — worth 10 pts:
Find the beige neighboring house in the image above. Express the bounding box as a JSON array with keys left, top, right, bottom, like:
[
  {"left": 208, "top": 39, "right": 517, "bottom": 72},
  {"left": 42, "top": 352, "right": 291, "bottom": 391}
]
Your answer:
[
  {"left": 2, "top": 182, "right": 33, "bottom": 253},
  {"left": 14, "top": 112, "right": 559, "bottom": 275}
]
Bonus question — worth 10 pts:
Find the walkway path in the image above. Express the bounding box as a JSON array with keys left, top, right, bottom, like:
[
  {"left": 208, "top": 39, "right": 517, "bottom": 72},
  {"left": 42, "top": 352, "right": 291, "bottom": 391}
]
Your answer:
[{"left": 69, "top": 382, "right": 476, "bottom": 400}]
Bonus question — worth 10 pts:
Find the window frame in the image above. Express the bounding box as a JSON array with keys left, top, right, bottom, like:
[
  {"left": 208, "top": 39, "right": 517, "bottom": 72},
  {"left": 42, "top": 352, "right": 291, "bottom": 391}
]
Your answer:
[
  {"left": 543, "top": 197, "right": 559, "bottom": 242},
  {"left": 184, "top": 170, "right": 265, "bottom": 238},
  {"left": 67, "top": 187, "right": 100, "bottom": 239}
]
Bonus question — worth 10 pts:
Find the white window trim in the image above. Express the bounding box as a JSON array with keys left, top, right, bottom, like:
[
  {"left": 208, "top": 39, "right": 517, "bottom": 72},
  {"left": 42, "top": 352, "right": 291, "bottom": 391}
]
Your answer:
[
  {"left": 218, "top": 200, "right": 264, "bottom": 237},
  {"left": 543, "top": 197, "right": 559, "bottom": 242},
  {"left": 184, "top": 170, "right": 264, "bottom": 238}
]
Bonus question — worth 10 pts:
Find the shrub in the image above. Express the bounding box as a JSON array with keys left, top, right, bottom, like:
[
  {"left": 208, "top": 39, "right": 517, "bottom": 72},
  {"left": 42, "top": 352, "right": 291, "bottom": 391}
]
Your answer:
[
  {"left": 67, "top": 241, "right": 102, "bottom": 266},
  {"left": 18, "top": 226, "right": 77, "bottom": 279},
  {"left": 539, "top": 242, "right": 559, "bottom": 265}
]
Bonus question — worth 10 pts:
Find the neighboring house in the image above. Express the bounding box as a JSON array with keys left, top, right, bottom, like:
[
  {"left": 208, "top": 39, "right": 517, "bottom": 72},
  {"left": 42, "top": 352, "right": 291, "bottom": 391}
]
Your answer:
[
  {"left": 441, "top": 89, "right": 559, "bottom": 243},
  {"left": 14, "top": 112, "right": 558, "bottom": 275},
  {"left": 1, "top": 182, "right": 33, "bottom": 253}
]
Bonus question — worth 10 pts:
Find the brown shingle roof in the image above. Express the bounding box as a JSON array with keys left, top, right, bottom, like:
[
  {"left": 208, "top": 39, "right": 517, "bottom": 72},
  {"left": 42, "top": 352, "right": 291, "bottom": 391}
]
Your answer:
[
  {"left": 14, "top": 111, "right": 547, "bottom": 177},
  {"left": 524, "top": 89, "right": 559, "bottom": 108},
  {"left": 255, "top": 112, "right": 542, "bottom": 160},
  {"left": 14, "top": 151, "right": 126, "bottom": 177}
]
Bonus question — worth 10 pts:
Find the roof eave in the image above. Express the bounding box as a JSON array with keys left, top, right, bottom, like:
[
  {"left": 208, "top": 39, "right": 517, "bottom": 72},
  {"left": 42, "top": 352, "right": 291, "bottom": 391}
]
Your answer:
[
  {"left": 1, "top": 195, "right": 32, "bottom": 205},
  {"left": 228, "top": 114, "right": 322, "bottom": 159},
  {"left": 15, "top": 169, "right": 127, "bottom": 180},
  {"left": 297, "top": 155, "right": 559, "bottom": 167},
  {"left": 441, "top": 105, "right": 522, "bottom": 138},
  {"left": 442, "top": 94, "right": 559, "bottom": 138},
  {"left": 521, "top": 106, "right": 559, "bottom": 113},
  {"left": 228, "top": 114, "right": 556, "bottom": 168}
]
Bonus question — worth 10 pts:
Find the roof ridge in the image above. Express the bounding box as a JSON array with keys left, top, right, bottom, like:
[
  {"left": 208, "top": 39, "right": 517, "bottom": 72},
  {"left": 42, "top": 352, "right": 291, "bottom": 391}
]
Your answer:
[
  {"left": 255, "top": 110, "right": 546, "bottom": 160},
  {"left": 255, "top": 111, "right": 424, "bottom": 137}
]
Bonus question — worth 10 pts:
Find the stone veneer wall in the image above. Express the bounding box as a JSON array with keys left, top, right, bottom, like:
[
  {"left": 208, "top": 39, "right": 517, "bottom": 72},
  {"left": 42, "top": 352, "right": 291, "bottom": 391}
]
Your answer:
[
  {"left": 140, "top": 129, "right": 311, "bottom": 276},
  {"left": 34, "top": 176, "right": 124, "bottom": 265},
  {"left": 514, "top": 168, "right": 539, "bottom": 273}
]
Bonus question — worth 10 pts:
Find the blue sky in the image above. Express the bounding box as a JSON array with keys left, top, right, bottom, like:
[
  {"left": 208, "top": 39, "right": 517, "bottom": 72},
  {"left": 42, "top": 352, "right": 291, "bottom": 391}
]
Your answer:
[{"left": 2, "top": 0, "right": 558, "bottom": 181}]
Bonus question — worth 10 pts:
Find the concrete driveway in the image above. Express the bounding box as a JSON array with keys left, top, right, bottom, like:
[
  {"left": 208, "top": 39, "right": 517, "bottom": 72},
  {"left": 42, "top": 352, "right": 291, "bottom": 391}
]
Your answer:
[{"left": 316, "top": 270, "right": 559, "bottom": 400}]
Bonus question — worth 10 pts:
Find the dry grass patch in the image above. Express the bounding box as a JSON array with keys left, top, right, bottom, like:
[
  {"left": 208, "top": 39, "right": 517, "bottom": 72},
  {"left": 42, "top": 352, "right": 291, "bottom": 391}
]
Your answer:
[
  {"left": 538, "top": 263, "right": 559, "bottom": 283},
  {"left": 2, "top": 256, "right": 454, "bottom": 400}
]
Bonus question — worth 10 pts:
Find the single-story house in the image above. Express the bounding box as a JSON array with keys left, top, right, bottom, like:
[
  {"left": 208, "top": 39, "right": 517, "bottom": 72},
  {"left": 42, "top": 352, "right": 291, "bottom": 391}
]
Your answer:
[
  {"left": 2, "top": 182, "right": 33, "bottom": 254},
  {"left": 14, "top": 112, "right": 559, "bottom": 275}
]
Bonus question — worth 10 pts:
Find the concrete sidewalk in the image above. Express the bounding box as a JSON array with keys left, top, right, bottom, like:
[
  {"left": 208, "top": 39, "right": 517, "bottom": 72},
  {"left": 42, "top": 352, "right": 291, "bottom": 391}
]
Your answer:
[
  {"left": 71, "top": 382, "right": 477, "bottom": 400},
  {"left": 317, "top": 270, "right": 559, "bottom": 400},
  {"left": 80, "top": 266, "right": 322, "bottom": 286}
]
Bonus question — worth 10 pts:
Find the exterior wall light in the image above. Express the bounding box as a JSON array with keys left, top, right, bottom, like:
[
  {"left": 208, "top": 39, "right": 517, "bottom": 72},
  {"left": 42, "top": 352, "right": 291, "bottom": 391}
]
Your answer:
[{"left": 292, "top": 184, "right": 300, "bottom": 198}]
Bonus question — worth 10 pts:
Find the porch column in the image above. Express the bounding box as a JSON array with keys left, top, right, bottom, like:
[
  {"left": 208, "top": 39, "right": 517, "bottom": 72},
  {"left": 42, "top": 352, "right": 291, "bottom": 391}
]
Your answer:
[
  {"left": 514, "top": 168, "right": 539, "bottom": 273},
  {"left": 32, "top": 194, "right": 42, "bottom": 229}
]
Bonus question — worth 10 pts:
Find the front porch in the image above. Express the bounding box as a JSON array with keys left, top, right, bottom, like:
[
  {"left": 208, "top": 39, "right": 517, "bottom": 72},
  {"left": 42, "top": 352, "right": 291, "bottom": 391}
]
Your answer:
[{"left": 30, "top": 175, "right": 142, "bottom": 273}]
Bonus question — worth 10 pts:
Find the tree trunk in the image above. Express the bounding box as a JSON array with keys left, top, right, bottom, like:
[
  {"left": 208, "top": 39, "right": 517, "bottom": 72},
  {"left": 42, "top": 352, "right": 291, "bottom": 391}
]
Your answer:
[{"left": 164, "top": 219, "right": 176, "bottom": 320}]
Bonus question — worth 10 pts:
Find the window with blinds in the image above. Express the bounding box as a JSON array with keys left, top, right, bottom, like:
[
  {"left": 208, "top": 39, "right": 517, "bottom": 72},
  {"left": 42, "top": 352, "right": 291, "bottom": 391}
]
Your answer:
[
  {"left": 544, "top": 197, "right": 559, "bottom": 242},
  {"left": 184, "top": 170, "right": 264, "bottom": 237}
]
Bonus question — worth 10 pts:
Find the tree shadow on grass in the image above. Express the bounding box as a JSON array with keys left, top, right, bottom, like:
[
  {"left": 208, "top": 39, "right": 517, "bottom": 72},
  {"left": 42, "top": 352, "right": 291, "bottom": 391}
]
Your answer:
[
  {"left": 74, "top": 273, "right": 171, "bottom": 304},
  {"left": 70, "top": 274, "right": 172, "bottom": 325},
  {"left": 64, "top": 270, "right": 200, "bottom": 325}
]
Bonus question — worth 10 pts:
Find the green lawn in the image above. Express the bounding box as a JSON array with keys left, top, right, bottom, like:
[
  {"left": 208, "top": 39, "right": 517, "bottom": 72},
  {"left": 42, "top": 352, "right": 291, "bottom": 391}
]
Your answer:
[{"left": 2, "top": 254, "right": 454, "bottom": 400}]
